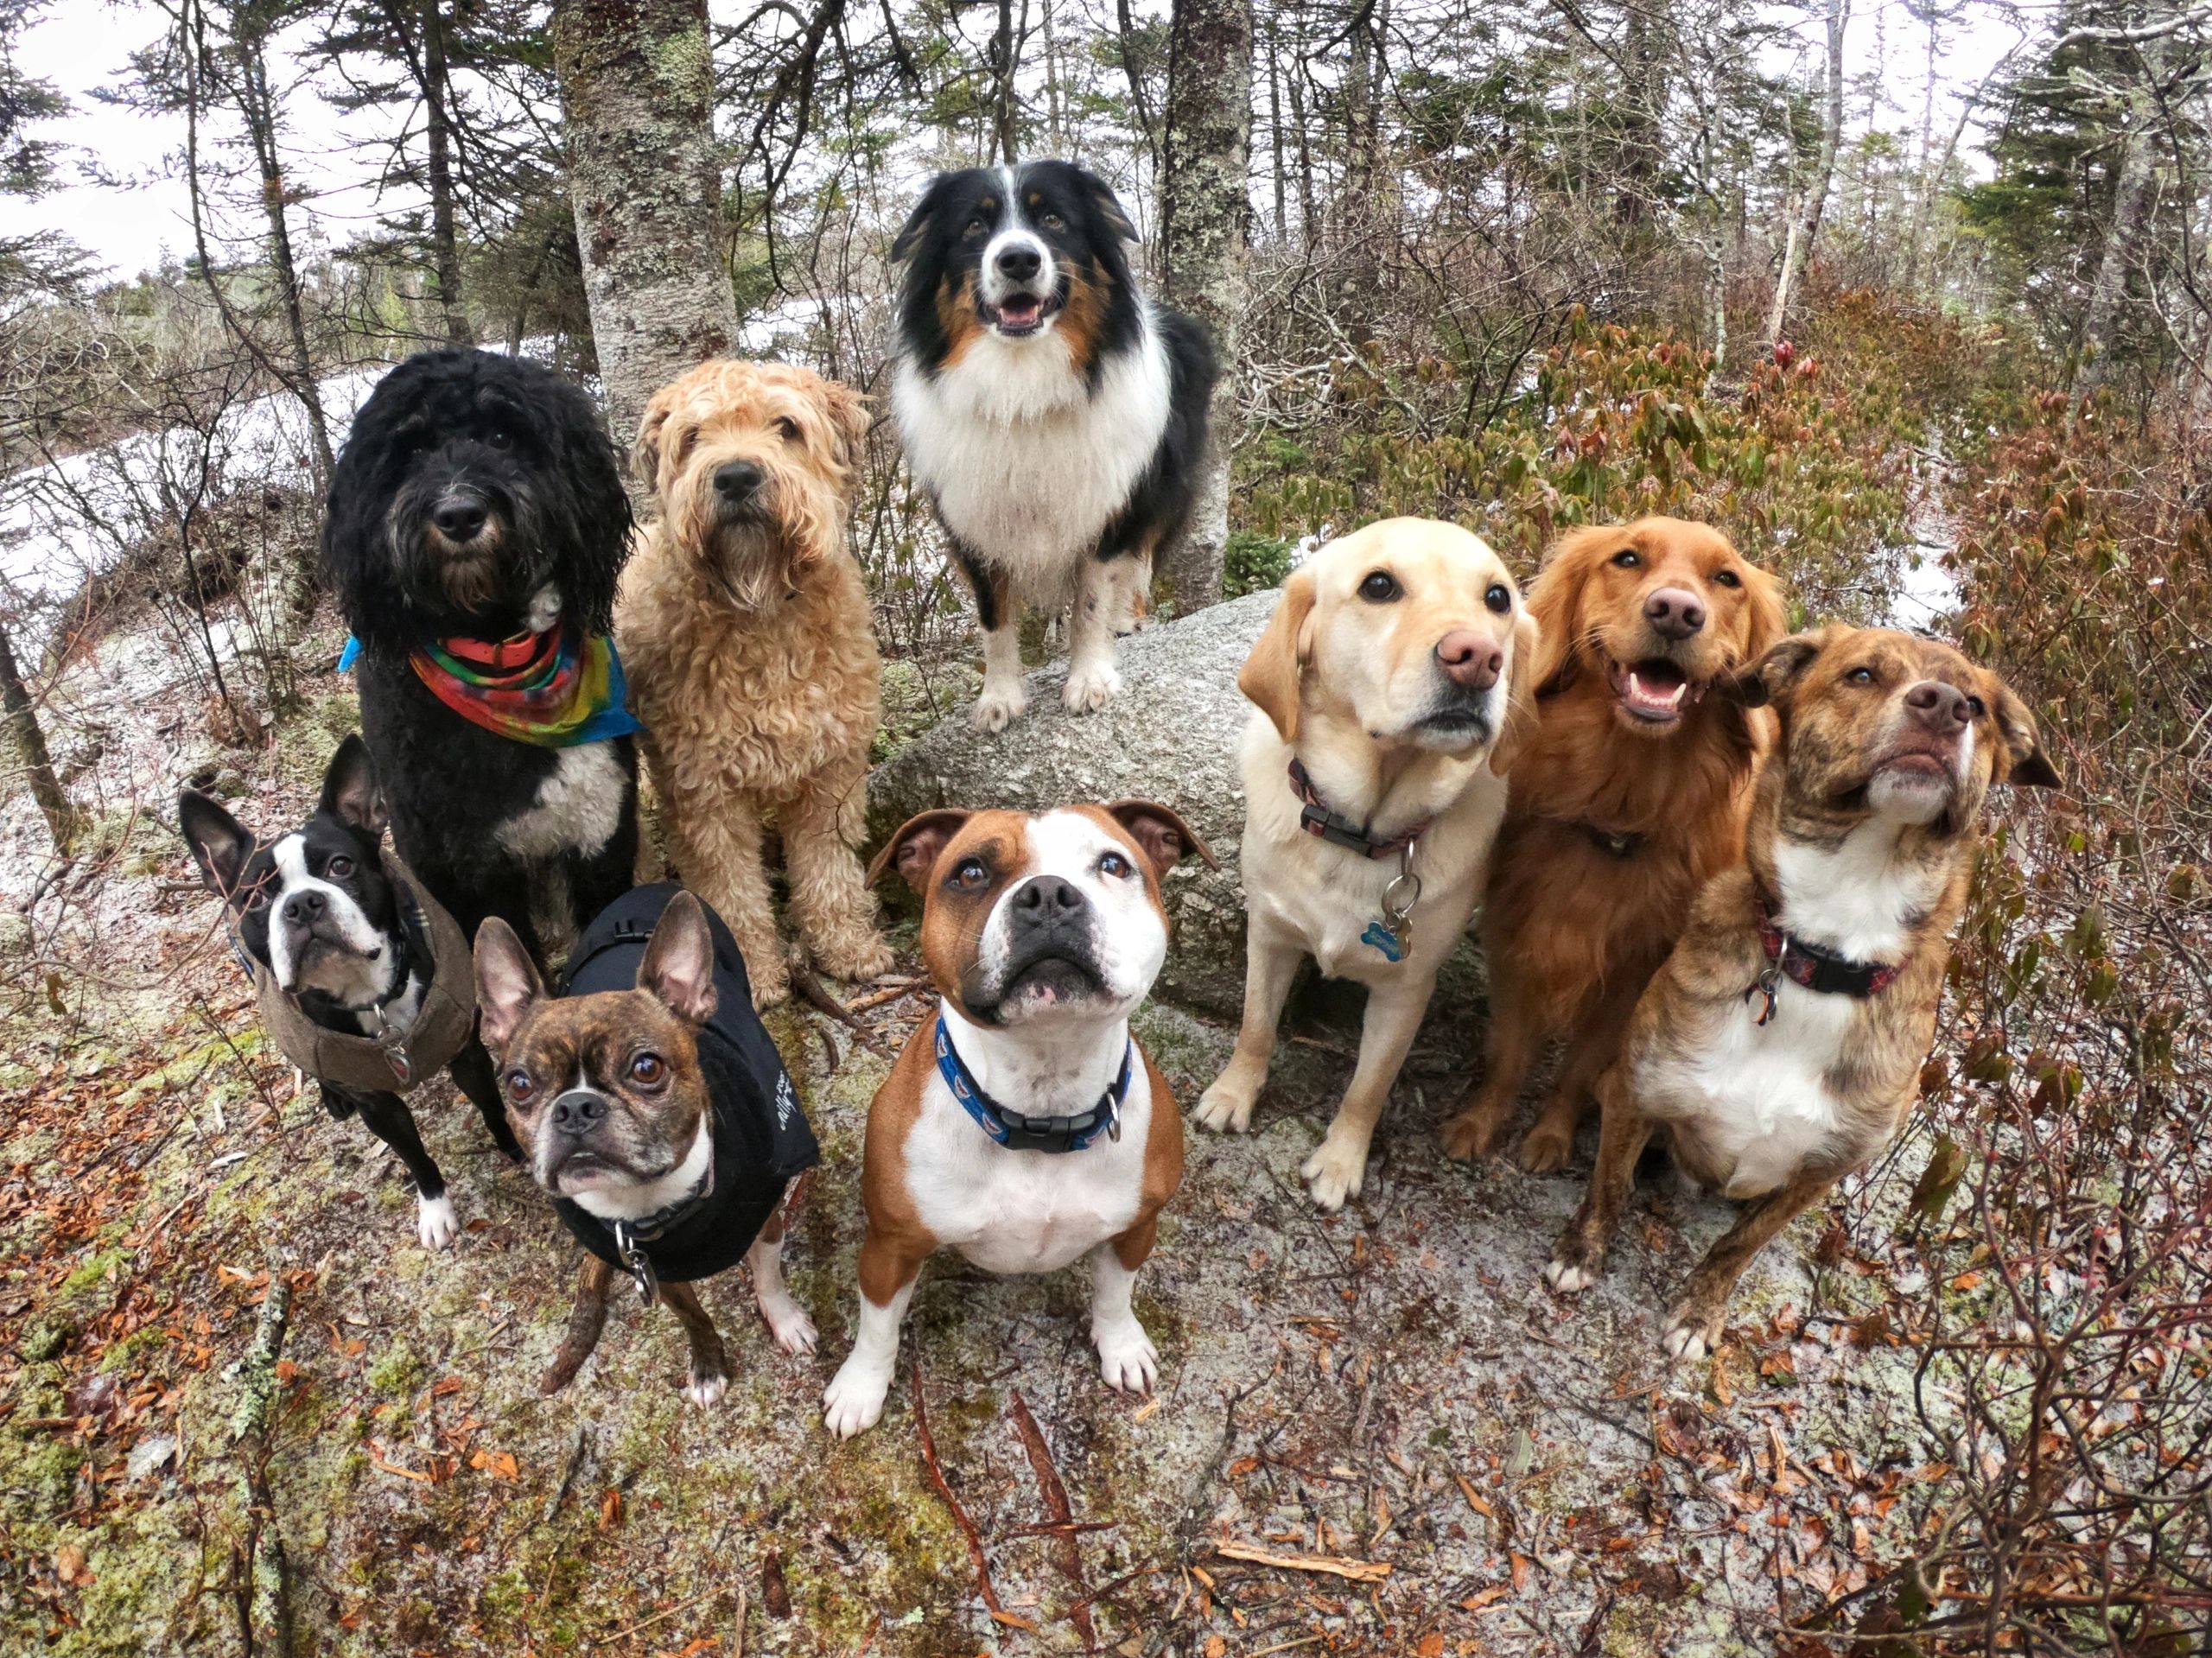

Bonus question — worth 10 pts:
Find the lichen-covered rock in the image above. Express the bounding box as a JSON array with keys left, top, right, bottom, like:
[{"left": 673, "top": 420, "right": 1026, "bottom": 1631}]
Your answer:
[{"left": 868, "top": 592, "right": 1487, "bottom": 1020}]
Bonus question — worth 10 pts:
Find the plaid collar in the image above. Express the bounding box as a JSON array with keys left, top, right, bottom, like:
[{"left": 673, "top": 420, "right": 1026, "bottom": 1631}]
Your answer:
[
  {"left": 1745, "top": 889, "right": 1907, "bottom": 1026},
  {"left": 1287, "top": 759, "right": 1430, "bottom": 860}
]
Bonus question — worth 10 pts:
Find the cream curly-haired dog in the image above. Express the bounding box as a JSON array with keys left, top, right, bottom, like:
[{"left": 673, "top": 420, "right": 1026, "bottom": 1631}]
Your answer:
[{"left": 616, "top": 359, "right": 892, "bottom": 1006}]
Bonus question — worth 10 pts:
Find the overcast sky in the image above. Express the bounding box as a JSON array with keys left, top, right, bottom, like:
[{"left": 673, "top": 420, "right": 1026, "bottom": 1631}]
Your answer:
[{"left": 6, "top": 0, "right": 2034, "bottom": 286}]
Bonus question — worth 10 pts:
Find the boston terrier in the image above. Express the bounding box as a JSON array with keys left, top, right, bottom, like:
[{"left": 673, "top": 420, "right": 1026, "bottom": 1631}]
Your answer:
[
  {"left": 822, "top": 800, "right": 1211, "bottom": 1438},
  {"left": 474, "top": 884, "right": 820, "bottom": 1407},
  {"left": 178, "top": 736, "right": 519, "bottom": 1248}
]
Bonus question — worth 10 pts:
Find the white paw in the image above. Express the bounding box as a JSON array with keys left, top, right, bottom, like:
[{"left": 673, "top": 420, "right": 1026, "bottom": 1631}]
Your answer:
[
  {"left": 971, "top": 683, "right": 1027, "bottom": 733},
  {"left": 1192, "top": 1080, "right": 1256, "bottom": 1134},
  {"left": 759, "top": 1293, "right": 817, "bottom": 1356},
  {"left": 1300, "top": 1134, "right": 1369, "bottom": 1212},
  {"left": 1062, "top": 659, "right": 1121, "bottom": 715},
  {"left": 684, "top": 1371, "right": 729, "bottom": 1408},
  {"left": 1543, "top": 1259, "right": 1593, "bottom": 1294},
  {"left": 1662, "top": 1319, "right": 1712, "bottom": 1362},
  {"left": 1092, "top": 1317, "right": 1160, "bottom": 1395},
  {"left": 822, "top": 1359, "right": 891, "bottom": 1438},
  {"left": 416, "top": 1193, "right": 459, "bottom": 1250}
]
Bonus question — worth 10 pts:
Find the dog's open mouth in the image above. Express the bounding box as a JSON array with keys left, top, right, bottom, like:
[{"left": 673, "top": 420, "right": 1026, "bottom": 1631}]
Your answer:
[
  {"left": 1608, "top": 657, "right": 1704, "bottom": 725},
  {"left": 1002, "top": 953, "right": 1104, "bottom": 1007},
  {"left": 986, "top": 292, "right": 1063, "bottom": 337}
]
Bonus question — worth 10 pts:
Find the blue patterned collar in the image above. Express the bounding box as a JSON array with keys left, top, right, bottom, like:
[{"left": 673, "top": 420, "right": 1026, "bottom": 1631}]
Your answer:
[{"left": 933, "top": 1013, "right": 1130, "bottom": 1154}]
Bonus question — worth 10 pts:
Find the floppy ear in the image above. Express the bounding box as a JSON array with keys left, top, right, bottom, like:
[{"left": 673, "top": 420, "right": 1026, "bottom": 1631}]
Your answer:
[
  {"left": 1993, "top": 683, "right": 2062, "bottom": 789},
  {"left": 474, "top": 917, "right": 545, "bottom": 1058},
  {"left": 891, "top": 175, "right": 953, "bottom": 263},
  {"left": 1488, "top": 608, "right": 1543, "bottom": 777},
  {"left": 1738, "top": 560, "right": 1789, "bottom": 666},
  {"left": 1237, "top": 566, "right": 1318, "bottom": 743},
  {"left": 1525, "top": 526, "right": 1610, "bottom": 697},
  {"left": 1082, "top": 169, "right": 1139, "bottom": 244},
  {"left": 639, "top": 890, "right": 719, "bottom": 1024},
  {"left": 632, "top": 380, "right": 681, "bottom": 482},
  {"left": 178, "top": 790, "right": 255, "bottom": 903},
  {"left": 1737, "top": 631, "right": 1829, "bottom": 710},
  {"left": 867, "top": 809, "right": 973, "bottom": 893},
  {"left": 820, "top": 378, "right": 872, "bottom": 473},
  {"left": 318, "top": 734, "right": 387, "bottom": 840},
  {"left": 1104, "top": 800, "right": 1217, "bottom": 877}
]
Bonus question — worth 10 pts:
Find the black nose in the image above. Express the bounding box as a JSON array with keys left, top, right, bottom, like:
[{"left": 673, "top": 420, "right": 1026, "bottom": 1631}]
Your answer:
[
  {"left": 550, "top": 1090, "right": 607, "bottom": 1135},
  {"left": 281, "top": 890, "right": 324, "bottom": 926},
  {"left": 1643, "top": 587, "right": 1707, "bottom": 639},
  {"left": 995, "top": 244, "right": 1042, "bottom": 283},
  {"left": 714, "top": 460, "right": 764, "bottom": 502},
  {"left": 1011, "top": 874, "right": 1085, "bottom": 924},
  {"left": 1904, "top": 680, "right": 1972, "bottom": 731},
  {"left": 433, "top": 497, "right": 488, "bottom": 542}
]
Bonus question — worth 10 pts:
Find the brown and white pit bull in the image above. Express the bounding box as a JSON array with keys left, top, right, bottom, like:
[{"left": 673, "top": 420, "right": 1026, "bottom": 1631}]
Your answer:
[
  {"left": 822, "top": 801, "right": 1211, "bottom": 1438},
  {"left": 1544, "top": 627, "right": 2058, "bottom": 1357}
]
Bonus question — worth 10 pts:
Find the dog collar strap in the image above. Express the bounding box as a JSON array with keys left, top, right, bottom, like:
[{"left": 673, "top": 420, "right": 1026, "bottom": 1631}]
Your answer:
[
  {"left": 1745, "top": 893, "right": 1906, "bottom": 1025},
  {"left": 1287, "top": 759, "right": 1429, "bottom": 860},
  {"left": 933, "top": 1014, "right": 1129, "bottom": 1154},
  {"left": 607, "top": 1165, "right": 715, "bottom": 1305},
  {"left": 397, "top": 623, "right": 643, "bottom": 747}
]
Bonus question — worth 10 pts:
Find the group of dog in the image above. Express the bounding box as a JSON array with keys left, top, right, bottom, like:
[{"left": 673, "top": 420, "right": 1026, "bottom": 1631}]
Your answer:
[{"left": 168, "top": 158, "right": 2056, "bottom": 1437}]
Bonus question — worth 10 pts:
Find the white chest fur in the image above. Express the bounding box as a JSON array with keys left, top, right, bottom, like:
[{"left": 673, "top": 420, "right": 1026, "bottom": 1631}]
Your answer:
[
  {"left": 900, "top": 1010, "right": 1152, "bottom": 1275},
  {"left": 496, "top": 743, "right": 627, "bottom": 862},
  {"left": 893, "top": 315, "right": 1173, "bottom": 594}
]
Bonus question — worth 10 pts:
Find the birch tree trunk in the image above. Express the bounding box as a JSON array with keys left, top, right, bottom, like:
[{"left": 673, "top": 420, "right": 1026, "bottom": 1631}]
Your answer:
[
  {"left": 551, "top": 0, "right": 738, "bottom": 464},
  {"left": 2075, "top": 89, "right": 2157, "bottom": 400},
  {"left": 1155, "top": 0, "right": 1252, "bottom": 613},
  {"left": 1764, "top": 0, "right": 1849, "bottom": 346}
]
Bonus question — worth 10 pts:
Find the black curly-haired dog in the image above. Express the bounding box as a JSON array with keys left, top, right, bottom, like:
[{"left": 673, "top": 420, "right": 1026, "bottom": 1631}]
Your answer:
[{"left": 324, "top": 348, "right": 640, "bottom": 971}]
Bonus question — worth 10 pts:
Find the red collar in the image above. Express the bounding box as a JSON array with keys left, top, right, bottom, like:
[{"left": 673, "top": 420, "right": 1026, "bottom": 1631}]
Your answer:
[
  {"left": 1746, "top": 890, "right": 1907, "bottom": 1025},
  {"left": 1287, "top": 759, "right": 1429, "bottom": 860}
]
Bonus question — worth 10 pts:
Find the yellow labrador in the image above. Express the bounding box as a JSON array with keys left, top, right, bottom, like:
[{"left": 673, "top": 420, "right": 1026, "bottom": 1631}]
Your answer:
[{"left": 1196, "top": 519, "right": 1536, "bottom": 1209}]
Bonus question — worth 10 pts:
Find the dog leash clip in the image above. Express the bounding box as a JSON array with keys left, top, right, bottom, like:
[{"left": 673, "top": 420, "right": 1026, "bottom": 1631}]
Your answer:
[
  {"left": 611, "top": 1222, "right": 660, "bottom": 1307},
  {"left": 1745, "top": 959, "right": 1784, "bottom": 1027},
  {"left": 1365, "top": 848, "right": 1422, "bottom": 963}
]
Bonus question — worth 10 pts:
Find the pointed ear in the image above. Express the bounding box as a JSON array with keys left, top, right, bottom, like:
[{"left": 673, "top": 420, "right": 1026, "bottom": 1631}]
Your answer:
[
  {"left": 1993, "top": 683, "right": 2061, "bottom": 789},
  {"left": 1488, "top": 608, "right": 1543, "bottom": 776},
  {"left": 178, "top": 790, "right": 255, "bottom": 902},
  {"left": 1526, "top": 526, "right": 1610, "bottom": 696},
  {"left": 868, "top": 809, "right": 972, "bottom": 893},
  {"left": 1237, "top": 566, "right": 1318, "bottom": 742},
  {"left": 632, "top": 379, "right": 680, "bottom": 483},
  {"left": 1104, "top": 800, "right": 1217, "bottom": 876},
  {"left": 639, "top": 890, "right": 719, "bottom": 1025},
  {"left": 474, "top": 917, "right": 545, "bottom": 1058},
  {"left": 820, "top": 378, "right": 871, "bottom": 472},
  {"left": 1738, "top": 631, "right": 1829, "bottom": 710},
  {"left": 318, "top": 734, "right": 387, "bottom": 839}
]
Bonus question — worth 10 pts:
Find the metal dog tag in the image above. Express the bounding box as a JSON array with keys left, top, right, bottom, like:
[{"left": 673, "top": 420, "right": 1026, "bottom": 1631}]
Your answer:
[
  {"left": 611, "top": 1222, "right": 660, "bottom": 1307},
  {"left": 1364, "top": 852, "right": 1421, "bottom": 963}
]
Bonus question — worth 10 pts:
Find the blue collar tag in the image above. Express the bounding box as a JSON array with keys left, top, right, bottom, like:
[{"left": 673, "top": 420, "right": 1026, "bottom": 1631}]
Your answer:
[{"left": 933, "top": 1013, "right": 1131, "bottom": 1154}]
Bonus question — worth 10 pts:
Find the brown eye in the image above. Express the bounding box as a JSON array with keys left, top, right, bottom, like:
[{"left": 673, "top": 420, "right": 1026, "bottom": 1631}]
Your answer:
[
  {"left": 1099, "top": 851, "right": 1131, "bottom": 879},
  {"left": 1612, "top": 549, "right": 1642, "bottom": 568},
  {"left": 1358, "top": 569, "right": 1400, "bottom": 603},
  {"left": 950, "top": 858, "right": 988, "bottom": 890},
  {"left": 1713, "top": 569, "right": 1741, "bottom": 588},
  {"left": 505, "top": 1070, "right": 535, "bottom": 1102},
  {"left": 1484, "top": 582, "right": 1511, "bottom": 614},
  {"left": 630, "top": 1051, "right": 666, "bottom": 1087},
  {"left": 1966, "top": 694, "right": 1986, "bottom": 718},
  {"left": 1039, "top": 212, "right": 1065, "bottom": 230},
  {"left": 326, "top": 854, "right": 353, "bottom": 879},
  {"left": 1847, "top": 666, "right": 1877, "bottom": 685},
  {"left": 773, "top": 416, "right": 801, "bottom": 442}
]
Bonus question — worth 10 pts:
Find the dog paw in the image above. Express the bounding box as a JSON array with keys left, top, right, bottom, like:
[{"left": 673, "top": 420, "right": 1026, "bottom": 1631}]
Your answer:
[
  {"left": 684, "top": 1369, "right": 729, "bottom": 1409},
  {"left": 1438, "top": 1109, "right": 1502, "bottom": 1163},
  {"left": 1062, "top": 660, "right": 1122, "bottom": 715},
  {"left": 1518, "top": 1123, "right": 1576, "bottom": 1174},
  {"left": 822, "top": 1360, "right": 891, "bottom": 1439},
  {"left": 816, "top": 934, "right": 894, "bottom": 985},
  {"left": 758, "top": 1293, "right": 817, "bottom": 1357},
  {"left": 749, "top": 969, "right": 791, "bottom": 1010},
  {"left": 1662, "top": 1306, "right": 1720, "bottom": 1363},
  {"left": 971, "top": 684, "right": 1027, "bottom": 733},
  {"left": 1192, "top": 1080, "right": 1256, "bottom": 1134},
  {"left": 1543, "top": 1256, "right": 1595, "bottom": 1294},
  {"left": 416, "top": 1193, "right": 460, "bottom": 1251},
  {"left": 1300, "top": 1133, "right": 1369, "bottom": 1212},
  {"left": 1092, "top": 1317, "right": 1160, "bottom": 1395}
]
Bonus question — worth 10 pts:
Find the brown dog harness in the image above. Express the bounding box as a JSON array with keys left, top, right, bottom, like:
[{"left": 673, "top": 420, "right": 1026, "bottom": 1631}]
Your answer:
[{"left": 252, "top": 856, "right": 476, "bottom": 1094}]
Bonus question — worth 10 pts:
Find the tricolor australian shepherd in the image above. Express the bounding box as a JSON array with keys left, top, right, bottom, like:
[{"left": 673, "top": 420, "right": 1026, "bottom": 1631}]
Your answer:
[{"left": 890, "top": 161, "right": 1217, "bottom": 731}]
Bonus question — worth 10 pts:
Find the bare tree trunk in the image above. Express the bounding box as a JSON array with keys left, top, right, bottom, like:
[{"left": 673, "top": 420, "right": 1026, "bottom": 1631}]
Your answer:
[
  {"left": 1764, "top": 0, "right": 1849, "bottom": 347},
  {"left": 1115, "top": 0, "right": 1158, "bottom": 174},
  {"left": 2075, "top": 90, "right": 2158, "bottom": 400},
  {"left": 1265, "top": 16, "right": 1285, "bottom": 241},
  {"left": 990, "top": 0, "right": 1021, "bottom": 162},
  {"left": 551, "top": 0, "right": 738, "bottom": 467},
  {"left": 420, "top": 0, "right": 472, "bottom": 345},
  {"left": 1155, "top": 0, "right": 1252, "bottom": 613},
  {"left": 0, "top": 619, "right": 73, "bottom": 851}
]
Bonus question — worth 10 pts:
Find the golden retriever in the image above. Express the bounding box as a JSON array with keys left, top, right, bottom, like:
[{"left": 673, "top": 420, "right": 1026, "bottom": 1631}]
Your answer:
[
  {"left": 1440, "top": 516, "right": 1785, "bottom": 1168},
  {"left": 1196, "top": 519, "right": 1536, "bottom": 1210}
]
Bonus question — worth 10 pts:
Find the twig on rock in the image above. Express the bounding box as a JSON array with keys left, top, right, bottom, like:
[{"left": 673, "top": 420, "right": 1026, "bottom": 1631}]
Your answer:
[
  {"left": 1009, "top": 1388, "right": 1097, "bottom": 1646},
  {"left": 912, "top": 1353, "right": 1033, "bottom": 1630},
  {"left": 792, "top": 966, "right": 893, "bottom": 1059}
]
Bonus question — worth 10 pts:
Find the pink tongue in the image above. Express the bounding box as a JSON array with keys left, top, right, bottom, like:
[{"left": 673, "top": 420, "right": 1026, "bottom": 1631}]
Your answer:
[{"left": 1000, "top": 297, "right": 1039, "bottom": 323}]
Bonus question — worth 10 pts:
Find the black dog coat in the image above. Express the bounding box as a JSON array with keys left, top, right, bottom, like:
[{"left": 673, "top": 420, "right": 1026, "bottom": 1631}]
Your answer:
[{"left": 552, "top": 883, "right": 819, "bottom": 1283}]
